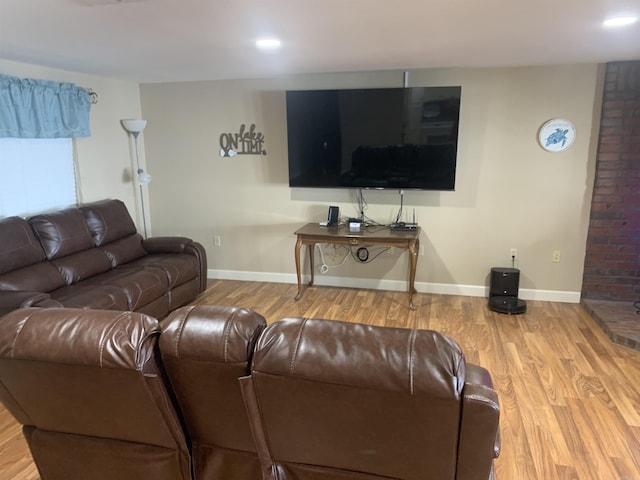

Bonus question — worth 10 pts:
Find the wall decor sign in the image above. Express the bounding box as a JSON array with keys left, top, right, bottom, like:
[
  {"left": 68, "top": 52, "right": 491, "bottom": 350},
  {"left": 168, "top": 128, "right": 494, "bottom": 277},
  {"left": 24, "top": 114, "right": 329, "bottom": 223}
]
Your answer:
[
  {"left": 219, "top": 124, "right": 267, "bottom": 157},
  {"left": 538, "top": 118, "right": 576, "bottom": 152}
]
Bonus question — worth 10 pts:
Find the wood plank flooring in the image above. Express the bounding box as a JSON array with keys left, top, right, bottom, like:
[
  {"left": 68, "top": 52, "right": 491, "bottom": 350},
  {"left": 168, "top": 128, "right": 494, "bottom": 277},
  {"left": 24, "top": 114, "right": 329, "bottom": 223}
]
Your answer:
[{"left": 1, "top": 280, "right": 639, "bottom": 479}]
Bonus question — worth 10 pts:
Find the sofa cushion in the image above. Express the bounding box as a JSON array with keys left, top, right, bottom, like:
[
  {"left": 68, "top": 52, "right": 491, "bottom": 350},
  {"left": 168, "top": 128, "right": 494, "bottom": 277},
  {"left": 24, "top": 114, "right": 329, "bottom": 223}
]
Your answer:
[
  {"left": 100, "top": 234, "right": 146, "bottom": 267},
  {"left": 29, "top": 208, "right": 95, "bottom": 260},
  {"left": 0, "top": 217, "right": 46, "bottom": 275},
  {"left": 52, "top": 248, "right": 113, "bottom": 284},
  {"left": 132, "top": 254, "right": 199, "bottom": 289},
  {"left": 80, "top": 199, "right": 138, "bottom": 247},
  {"left": 83, "top": 265, "right": 170, "bottom": 311},
  {"left": 48, "top": 284, "right": 130, "bottom": 311},
  {"left": 0, "top": 262, "right": 66, "bottom": 293}
]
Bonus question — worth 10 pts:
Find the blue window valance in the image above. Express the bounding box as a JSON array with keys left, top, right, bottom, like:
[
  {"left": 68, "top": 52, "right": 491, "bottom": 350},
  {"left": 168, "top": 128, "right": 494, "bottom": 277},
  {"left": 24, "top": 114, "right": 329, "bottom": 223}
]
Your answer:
[{"left": 0, "top": 74, "right": 91, "bottom": 138}]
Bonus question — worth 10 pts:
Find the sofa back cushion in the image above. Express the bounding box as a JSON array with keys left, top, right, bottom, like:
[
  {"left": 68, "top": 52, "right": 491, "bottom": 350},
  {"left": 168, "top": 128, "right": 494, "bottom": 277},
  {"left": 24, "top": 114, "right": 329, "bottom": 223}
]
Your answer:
[
  {"left": 0, "top": 217, "right": 46, "bottom": 275},
  {"left": 100, "top": 234, "right": 146, "bottom": 267},
  {"left": 28, "top": 208, "right": 95, "bottom": 260},
  {"left": 80, "top": 199, "right": 138, "bottom": 246},
  {"left": 0, "top": 307, "right": 191, "bottom": 480},
  {"left": 0, "top": 308, "right": 176, "bottom": 440},
  {"left": 27, "top": 208, "right": 119, "bottom": 285},
  {"left": 245, "top": 318, "right": 467, "bottom": 480},
  {"left": 80, "top": 200, "right": 146, "bottom": 267},
  {"left": 160, "top": 305, "right": 267, "bottom": 480},
  {"left": 52, "top": 249, "right": 114, "bottom": 284}
]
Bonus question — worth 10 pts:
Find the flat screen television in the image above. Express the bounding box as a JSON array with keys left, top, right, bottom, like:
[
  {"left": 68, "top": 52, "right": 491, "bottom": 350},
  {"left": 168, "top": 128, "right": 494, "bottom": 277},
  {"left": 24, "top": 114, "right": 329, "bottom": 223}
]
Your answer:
[{"left": 286, "top": 86, "right": 461, "bottom": 190}]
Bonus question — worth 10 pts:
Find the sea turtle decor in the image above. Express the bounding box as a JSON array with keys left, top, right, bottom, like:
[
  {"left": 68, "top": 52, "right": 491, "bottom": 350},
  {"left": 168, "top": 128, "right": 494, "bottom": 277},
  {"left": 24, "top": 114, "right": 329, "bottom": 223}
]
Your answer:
[
  {"left": 538, "top": 118, "right": 576, "bottom": 152},
  {"left": 545, "top": 128, "right": 570, "bottom": 148}
]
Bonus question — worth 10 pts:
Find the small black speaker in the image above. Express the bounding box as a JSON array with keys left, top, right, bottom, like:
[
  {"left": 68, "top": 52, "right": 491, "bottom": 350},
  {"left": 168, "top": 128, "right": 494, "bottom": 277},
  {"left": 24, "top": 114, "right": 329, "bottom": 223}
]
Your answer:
[
  {"left": 489, "top": 267, "right": 526, "bottom": 314},
  {"left": 327, "top": 206, "right": 339, "bottom": 226}
]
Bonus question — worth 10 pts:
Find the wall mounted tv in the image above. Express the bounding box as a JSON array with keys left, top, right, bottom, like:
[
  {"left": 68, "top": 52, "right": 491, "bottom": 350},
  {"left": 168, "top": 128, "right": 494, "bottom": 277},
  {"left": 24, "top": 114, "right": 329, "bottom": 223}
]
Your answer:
[{"left": 286, "top": 86, "right": 461, "bottom": 190}]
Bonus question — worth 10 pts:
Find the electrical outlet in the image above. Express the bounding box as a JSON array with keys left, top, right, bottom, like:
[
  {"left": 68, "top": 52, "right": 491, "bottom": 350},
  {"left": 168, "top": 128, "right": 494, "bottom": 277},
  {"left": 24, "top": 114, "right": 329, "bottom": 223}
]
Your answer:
[
  {"left": 553, "top": 250, "right": 561, "bottom": 263},
  {"left": 510, "top": 248, "right": 518, "bottom": 261},
  {"left": 214, "top": 235, "right": 221, "bottom": 247},
  {"left": 419, "top": 245, "right": 425, "bottom": 256},
  {"left": 387, "top": 247, "right": 394, "bottom": 255}
]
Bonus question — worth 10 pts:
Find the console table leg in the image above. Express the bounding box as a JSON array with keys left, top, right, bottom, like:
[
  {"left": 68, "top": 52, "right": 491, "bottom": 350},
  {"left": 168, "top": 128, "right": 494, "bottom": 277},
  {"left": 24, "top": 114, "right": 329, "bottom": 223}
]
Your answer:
[
  {"left": 408, "top": 238, "right": 419, "bottom": 310},
  {"left": 308, "top": 243, "right": 315, "bottom": 287},
  {"left": 294, "top": 236, "right": 303, "bottom": 301}
]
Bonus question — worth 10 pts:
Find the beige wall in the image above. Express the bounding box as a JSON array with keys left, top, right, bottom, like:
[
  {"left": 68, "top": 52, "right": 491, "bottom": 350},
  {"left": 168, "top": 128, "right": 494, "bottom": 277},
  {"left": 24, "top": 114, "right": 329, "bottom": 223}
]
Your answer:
[
  {"left": 0, "top": 60, "right": 602, "bottom": 300},
  {"left": 0, "top": 59, "right": 147, "bottom": 228},
  {"left": 140, "top": 64, "right": 603, "bottom": 302}
]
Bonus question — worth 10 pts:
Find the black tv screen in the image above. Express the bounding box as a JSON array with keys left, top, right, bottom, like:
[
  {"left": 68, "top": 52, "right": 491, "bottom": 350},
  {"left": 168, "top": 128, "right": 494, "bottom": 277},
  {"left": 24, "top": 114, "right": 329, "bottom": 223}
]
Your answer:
[{"left": 286, "top": 86, "right": 461, "bottom": 190}]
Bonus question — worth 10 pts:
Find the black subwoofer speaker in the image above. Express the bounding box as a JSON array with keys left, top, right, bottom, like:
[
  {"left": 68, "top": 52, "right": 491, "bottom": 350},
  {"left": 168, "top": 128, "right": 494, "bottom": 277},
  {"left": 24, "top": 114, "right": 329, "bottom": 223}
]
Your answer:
[{"left": 488, "top": 267, "right": 526, "bottom": 314}]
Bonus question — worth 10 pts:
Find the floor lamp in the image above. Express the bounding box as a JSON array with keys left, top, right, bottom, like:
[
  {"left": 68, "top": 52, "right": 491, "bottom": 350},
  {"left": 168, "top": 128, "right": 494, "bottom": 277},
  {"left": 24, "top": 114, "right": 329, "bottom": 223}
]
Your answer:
[{"left": 121, "top": 119, "right": 151, "bottom": 238}]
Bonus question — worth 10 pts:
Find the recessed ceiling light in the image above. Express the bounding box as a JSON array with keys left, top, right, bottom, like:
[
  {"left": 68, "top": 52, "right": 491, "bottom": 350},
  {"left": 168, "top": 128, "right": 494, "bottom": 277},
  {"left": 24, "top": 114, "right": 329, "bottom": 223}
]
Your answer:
[
  {"left": 256, "top": 38, "right": 282, "bottom": 49},
  {"left": 603, "top": 15, "right": 638, "bottom": 27}
]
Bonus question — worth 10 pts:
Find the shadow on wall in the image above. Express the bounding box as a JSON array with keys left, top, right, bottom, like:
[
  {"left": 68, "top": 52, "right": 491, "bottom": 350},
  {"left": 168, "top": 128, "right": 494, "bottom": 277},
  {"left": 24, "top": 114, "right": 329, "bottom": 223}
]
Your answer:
[{"left": 257, "top": 90, "right": 288, "bottom": 185}]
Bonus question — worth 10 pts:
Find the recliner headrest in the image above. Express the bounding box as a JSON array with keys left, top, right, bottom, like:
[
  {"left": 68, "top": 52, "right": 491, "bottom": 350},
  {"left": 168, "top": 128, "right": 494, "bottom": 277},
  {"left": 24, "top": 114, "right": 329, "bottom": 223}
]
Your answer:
[
  {"left": 0, "top": 307, "right": 159, "bottom": 370},
  {"left": 252, "top": 317, "right": 466, "bottom": 398}
]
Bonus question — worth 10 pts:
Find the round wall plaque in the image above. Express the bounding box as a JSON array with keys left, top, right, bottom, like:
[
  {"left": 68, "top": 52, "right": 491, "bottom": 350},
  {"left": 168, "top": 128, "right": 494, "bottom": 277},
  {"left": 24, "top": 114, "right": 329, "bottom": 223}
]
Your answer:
[{"left": 538, "top": 118, "right": 576, "bottom": 152}]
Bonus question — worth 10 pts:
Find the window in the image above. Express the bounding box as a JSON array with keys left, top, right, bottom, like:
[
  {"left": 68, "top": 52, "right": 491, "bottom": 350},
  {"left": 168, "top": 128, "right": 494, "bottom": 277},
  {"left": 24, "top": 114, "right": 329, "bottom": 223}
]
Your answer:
[{"left": 0, "top": 137, "right": 77, "bottom": 218}]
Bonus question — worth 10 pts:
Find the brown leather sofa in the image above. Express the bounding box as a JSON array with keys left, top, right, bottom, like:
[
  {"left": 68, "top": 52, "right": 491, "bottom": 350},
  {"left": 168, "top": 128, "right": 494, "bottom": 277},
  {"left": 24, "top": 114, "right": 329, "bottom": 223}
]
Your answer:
[
  {"left": 0, "top": 199, "right": 207, "bottom": 319},
  {"left": 0, "top": 306, "right": 500, "bottom": 480},
  {"left": 241, "top": 317, "right": 501, "bottom": 480},
  {"left": 0, "top": 307, "right": 192, "bottom": 480}
]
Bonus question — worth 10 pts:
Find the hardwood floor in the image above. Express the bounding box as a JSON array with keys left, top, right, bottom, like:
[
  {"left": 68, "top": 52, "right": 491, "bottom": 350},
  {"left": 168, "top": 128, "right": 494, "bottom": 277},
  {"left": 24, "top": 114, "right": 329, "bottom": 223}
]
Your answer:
[{"left": 2, "top": 280, "right": 639, "bottom": 479}]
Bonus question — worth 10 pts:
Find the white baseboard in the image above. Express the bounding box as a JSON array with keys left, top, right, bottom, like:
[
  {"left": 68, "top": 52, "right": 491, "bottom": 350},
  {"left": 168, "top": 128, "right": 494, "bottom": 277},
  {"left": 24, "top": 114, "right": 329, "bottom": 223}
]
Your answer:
[{"left": 207, "top": 269, "right": 581, "bottom": 304}]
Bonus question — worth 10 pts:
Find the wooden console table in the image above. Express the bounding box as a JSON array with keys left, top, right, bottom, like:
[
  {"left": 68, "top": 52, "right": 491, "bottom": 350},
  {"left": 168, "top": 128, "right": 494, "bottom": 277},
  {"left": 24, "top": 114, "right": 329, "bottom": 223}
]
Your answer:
[{"left": 294, "top": 223, "right": 420, "bottom": 309}]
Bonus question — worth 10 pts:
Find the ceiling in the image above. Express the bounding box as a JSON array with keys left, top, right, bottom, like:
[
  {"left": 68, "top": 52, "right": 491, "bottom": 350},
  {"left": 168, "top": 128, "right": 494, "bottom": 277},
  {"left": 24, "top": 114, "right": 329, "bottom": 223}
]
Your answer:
[{"left": 0, "top": 0, "right": 638, "bottom": 83}]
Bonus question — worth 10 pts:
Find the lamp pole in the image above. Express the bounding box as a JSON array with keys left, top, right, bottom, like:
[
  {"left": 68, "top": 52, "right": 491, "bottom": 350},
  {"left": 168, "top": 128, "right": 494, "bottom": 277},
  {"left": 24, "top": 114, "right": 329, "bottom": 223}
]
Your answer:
[
  {"left": 121, "top": 119, "right": 150, "bottom": 238},
  {"left": 131, "top": 130, "right": 148, "bottom": 238}
]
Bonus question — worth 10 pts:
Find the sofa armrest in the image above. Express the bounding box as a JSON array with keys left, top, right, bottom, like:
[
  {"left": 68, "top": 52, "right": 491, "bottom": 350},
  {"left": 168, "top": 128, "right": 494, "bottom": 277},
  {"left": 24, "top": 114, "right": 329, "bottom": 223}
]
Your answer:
[
  {"left": 456, "top": 364, "right": 501, "bottom": 480},
  {"left": 142, "top": 236, "right": 194, "bottom": 253},
  {"left": 0, "top": 290, "right": 62, "bottom": 316},
  {"left": 142, "top": 237, "right": 208, "bottom": 293}
]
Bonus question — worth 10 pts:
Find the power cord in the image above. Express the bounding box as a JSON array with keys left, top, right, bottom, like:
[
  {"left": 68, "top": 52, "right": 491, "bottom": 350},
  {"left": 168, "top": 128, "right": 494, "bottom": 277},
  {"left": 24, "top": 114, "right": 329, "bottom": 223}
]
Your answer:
[
  {"left": 635, "top": 300, "right": 640, "bottom": 315},
  {"left": 352, "top": 188, "right": 405, "bottom": 229},
  {"left": 355, "top": 188, "right": 367, "bottom": 221},
  {"left": 394, "top": 189, "right": 404, "bottom": 224},
  {"left": 350, "top": 246, "right": 391, "bottom": 264},
  {"left": 315, "top": 244, "right": 349, "bottom": 273},
  {"left": 315, "top": 243, "right": 392, "bottom": 271}
]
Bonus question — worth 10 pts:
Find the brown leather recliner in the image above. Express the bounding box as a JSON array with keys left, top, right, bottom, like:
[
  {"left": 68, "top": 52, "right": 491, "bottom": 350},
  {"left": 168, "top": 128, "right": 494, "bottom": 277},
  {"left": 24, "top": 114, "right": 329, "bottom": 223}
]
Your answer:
[
  {"left": 241, "top": 317, "right": 501, "bottom": 480},
  {"left": 160, "top": 305, "right": 267, "bottom": 480},
  {"left": 0, "top": 307, "right": 191, "bottom": 480}
]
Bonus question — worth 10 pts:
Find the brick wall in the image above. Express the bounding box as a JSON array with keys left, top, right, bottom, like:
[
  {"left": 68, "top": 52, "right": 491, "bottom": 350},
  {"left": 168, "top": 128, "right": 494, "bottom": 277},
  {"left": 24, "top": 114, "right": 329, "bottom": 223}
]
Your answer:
[{"left": 582, "top": 61, "right": 640, "bottom": 302}]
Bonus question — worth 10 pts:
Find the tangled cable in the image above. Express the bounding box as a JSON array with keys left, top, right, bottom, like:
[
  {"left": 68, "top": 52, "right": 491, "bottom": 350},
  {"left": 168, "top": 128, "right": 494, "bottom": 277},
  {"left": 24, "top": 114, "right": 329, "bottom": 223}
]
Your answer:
[{"left": 315, "top": 244, "right": 349, "bottom": 274}]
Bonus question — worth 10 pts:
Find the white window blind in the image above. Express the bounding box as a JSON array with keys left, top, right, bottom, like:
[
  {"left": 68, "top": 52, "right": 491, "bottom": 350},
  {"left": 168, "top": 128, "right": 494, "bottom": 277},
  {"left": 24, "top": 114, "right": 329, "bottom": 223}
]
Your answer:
[{"left": 0, "top": 138, "right": 77, "bottom": 218}]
